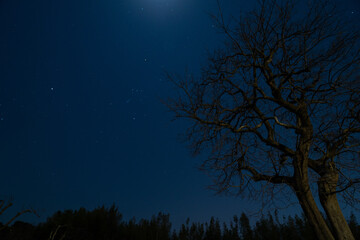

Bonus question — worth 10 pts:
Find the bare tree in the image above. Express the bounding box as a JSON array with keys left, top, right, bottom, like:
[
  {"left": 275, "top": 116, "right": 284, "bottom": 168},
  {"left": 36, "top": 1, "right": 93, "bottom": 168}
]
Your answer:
[
  {"left": 0, "top": 199, "right": 37, "bottom": 231},
  {"left": 167, "top": 0, "right": 360, "bottom": 239}
]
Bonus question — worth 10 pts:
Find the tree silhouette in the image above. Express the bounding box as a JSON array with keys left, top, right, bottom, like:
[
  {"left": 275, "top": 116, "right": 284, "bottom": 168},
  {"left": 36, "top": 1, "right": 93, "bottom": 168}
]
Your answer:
[
  {"left": 222, "top": 216, "right": 240, "bottom": 240},
  {"left": 204, "top": 217, "right": 221, "bottom": 240},
  {"left": 1, "top": 206, "right": 360, "bottom": 239},
  {"left": 167, "top": 0, "right": 360, "bottom": 239},
  {"left": 36, "top": 205, "right": 122, "bottom": 240},
  {"left": 0, "top": 199, "right": 37, "bottom": 232},
  {"left": 239, "top": 213, "right": 253, "bottom": 240},
  {"left": 253, "top": 214, "right": 280, "bottom": 240}
]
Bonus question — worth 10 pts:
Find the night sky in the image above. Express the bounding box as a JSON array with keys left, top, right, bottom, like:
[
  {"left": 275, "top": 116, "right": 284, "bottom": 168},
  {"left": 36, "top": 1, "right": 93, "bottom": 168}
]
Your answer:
[{"left": 1, "top": 0, "right": 359, "bottom": 228}]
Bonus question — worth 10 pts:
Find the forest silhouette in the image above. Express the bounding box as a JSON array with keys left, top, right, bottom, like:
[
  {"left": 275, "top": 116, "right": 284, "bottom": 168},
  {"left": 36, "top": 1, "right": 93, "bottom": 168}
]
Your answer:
[{"left": 0, "top": 204, "right": 360, "bottom": 240}]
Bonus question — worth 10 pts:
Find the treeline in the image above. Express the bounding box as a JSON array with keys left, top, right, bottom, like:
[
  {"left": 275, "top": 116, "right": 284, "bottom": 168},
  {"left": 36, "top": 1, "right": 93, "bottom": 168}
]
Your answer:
[{"left": 0, "top": 205, "right": 359, "bottom": 240}]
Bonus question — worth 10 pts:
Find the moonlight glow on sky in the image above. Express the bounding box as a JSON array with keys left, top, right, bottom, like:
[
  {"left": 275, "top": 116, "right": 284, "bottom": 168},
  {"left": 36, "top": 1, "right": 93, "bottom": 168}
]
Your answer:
[
  {"left": 128, "top": 0, "right": 195, "bottom": 24},
  {"left": 0, "top": 0, "right": 359, "bottom": 230}
]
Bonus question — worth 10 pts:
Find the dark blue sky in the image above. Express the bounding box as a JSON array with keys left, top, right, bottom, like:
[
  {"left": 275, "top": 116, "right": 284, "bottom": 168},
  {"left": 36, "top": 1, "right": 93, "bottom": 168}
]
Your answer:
[{"left": 0, "top": 0, "right": 359, "bottom": 228}]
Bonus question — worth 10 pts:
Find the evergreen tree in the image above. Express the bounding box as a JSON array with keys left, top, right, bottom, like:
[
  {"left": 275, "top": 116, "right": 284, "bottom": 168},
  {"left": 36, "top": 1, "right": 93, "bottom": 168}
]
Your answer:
[
  {"left": 253, "top": 214, "right": 280, "bottom": 240},
  {"left": 204, "top": 217, "right": 221, "bottom": 240},
  {"left": 279, "top": 216, "right": 302, "bottom": 240},
  {"left": 294, "top": 214, "right": 316, "bottom": 240},
  {"left": 240, "top": 213, "right": 253, "bottom": 240},
  {"left": 178, "top": 218, "right": 190, "bottom": 240},
  {"left": 189, "top": 222, "right": 205, "bottom": 240},
  {"left": 222, "top": 220, "right": 240, "bottom": 240}
]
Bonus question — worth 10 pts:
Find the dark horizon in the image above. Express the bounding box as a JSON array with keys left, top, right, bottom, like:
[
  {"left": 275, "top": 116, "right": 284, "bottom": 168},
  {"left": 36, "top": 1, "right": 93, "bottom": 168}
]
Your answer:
[{"left": 3, "top": 206, "right": 359, "bottom": 240}]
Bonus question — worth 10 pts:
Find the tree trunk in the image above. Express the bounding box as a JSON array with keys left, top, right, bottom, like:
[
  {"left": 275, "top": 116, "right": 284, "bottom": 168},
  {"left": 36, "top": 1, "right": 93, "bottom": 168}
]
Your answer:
[
  {"left": 294, "top": 183, "right": 335, "bottom": 240},
  {"left": 292, "top": 131, "right": 335, "bottom": 240},
  {"left": 318, "top": 169, "right": 355, "bottom": 240}
]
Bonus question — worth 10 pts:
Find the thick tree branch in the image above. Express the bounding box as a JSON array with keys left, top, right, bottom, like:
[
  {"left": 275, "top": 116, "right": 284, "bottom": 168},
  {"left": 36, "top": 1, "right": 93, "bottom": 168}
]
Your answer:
[{"left": 240, "top": 165, "right": 293, "bottom": 185}]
